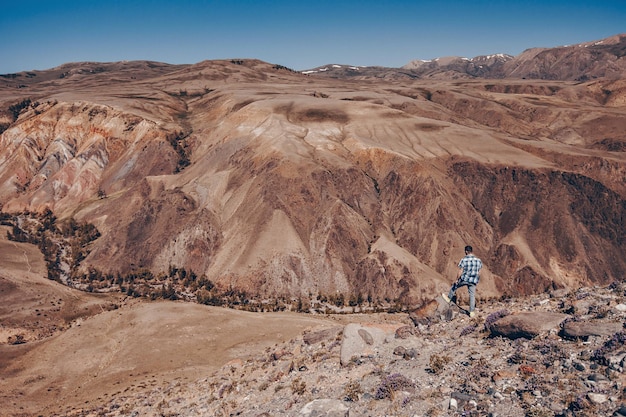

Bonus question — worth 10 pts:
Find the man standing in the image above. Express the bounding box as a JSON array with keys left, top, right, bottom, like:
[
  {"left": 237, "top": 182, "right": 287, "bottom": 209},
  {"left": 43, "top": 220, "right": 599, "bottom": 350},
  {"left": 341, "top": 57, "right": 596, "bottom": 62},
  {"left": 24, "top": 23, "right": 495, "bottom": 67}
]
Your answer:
[{"left": 442, "top": 245, "right": 482, "bottom": 317}]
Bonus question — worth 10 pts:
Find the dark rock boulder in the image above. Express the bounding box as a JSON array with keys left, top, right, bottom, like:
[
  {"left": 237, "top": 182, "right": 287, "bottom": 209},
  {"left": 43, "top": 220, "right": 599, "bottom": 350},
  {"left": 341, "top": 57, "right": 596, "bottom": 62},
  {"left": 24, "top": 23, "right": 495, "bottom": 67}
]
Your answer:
[
  {"left": 489, "top": 312, "right": 569, "bottom": 339},
  {"left": 561, "top": 320, "right": 624, "bottom": 340}
]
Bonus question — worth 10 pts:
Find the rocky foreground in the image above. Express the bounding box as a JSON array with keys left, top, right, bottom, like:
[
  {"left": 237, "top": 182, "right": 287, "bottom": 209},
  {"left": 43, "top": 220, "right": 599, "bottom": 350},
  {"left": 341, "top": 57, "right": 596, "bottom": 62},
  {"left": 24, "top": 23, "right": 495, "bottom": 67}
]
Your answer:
[{"left": 53, "top": 283, "right": 626, "bottom": 417}]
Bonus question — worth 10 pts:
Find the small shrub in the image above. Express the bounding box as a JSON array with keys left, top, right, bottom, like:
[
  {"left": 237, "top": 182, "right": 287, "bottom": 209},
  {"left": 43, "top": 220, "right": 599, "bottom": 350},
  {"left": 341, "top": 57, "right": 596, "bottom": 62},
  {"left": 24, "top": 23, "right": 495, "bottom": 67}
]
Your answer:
[
  {"left": 533, "top": 338, "right": 568, "bottom": 367},
  {"left": 291, "top": 377, "right": 306, "bottom": 395},
  {"left": 428, "top": 354, "right": 451, "bottom": 375},
  {"left": 343, "top": 380, "right": 363, "bottom": 402},
  {"left": 375, "top": 373, "right": 415, "bottom": 400},
  {"left": 460, "top": 324, "right": 477, "bottom": 336},
  {"left": 525, "top": 405, "right": 553, "bottom": 417},
  {"left": 8, "top": 334, "right": 26, "bottom": 345},
  {"left": 484, "top": 309, "right": 510, "bottom": 332},
  {"left": 592, "top": 330, "right": 626, "bottom": 365}
]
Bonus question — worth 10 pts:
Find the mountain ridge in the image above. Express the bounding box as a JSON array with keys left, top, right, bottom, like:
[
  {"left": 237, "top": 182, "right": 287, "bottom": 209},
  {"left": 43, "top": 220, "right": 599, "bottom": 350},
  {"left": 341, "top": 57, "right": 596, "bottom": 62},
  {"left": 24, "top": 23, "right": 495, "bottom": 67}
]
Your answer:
[{"left": 303, "top": 33, "right": 626, "bottom": 81}]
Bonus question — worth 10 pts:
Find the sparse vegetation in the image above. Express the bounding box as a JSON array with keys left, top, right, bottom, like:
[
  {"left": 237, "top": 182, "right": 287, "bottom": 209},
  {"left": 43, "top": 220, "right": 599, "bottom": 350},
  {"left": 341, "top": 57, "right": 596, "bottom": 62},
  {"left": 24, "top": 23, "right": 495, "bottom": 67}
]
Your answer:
[
  {"left": 8, "top": 334, "right": 26, "bottom": 345},
  {"left": 427, "top": 353, "right": 451, "bottom": 375},
  {"left": 9, "top": 98, "right": 32, "bottom": 120},
  {"left": 342, "top": 380, "right": 363, "bottom": 402},
  {"left": 4, "top": 209, "right": 100, "bottom": 283},
  {"left": 167, "top": 131, "right": 191, "bottom": 172},
  {"left": 272, "top": 64, "right": 296, "bottom": 72},
  {"left": 374, "top": 373, "right": 415, "bottom": 400},
  {"left": 460, "top": 324, "right": 477, "bottom": 336},
  {"left": 290, "top": 377, "right": 306, "bottom": 395},
  {"left": 483, "top": 309, "right": 510, "bottom": 332}
]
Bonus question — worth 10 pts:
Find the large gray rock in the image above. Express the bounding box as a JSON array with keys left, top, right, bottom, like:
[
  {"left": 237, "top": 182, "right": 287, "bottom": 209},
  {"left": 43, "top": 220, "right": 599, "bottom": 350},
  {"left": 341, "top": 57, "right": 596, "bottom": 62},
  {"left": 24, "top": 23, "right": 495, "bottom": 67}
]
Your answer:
[
  {"left": 561, "top": 320, "right": 624, "bottom": 339},
  {"left": 489, "top": 312, "right": 569, "bottom": 339},
  {"left": 299, "top": 399, "right": 349, "bottom": 417},
  {"left": 340, "top": 323, "right": 398, "bottom": 366}
]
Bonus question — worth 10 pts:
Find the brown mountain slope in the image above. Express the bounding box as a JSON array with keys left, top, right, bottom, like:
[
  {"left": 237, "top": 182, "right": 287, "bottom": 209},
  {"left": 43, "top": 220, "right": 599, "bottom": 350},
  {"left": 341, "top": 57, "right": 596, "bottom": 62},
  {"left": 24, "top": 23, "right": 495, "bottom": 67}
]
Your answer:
[{"left": 0, "top": 59, "right": 625, "bottom": 305}]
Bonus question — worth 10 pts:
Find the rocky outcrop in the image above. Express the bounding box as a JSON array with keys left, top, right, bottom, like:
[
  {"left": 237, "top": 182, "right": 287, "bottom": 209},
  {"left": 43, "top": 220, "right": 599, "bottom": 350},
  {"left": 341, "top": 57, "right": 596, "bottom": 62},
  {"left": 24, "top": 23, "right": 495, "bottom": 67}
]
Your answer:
[
  {"left": 49, "top": 283, "right": 626, "bottom": 417},
  {"left": 488, "top": 311, "right": 569, "bottom": 339}
]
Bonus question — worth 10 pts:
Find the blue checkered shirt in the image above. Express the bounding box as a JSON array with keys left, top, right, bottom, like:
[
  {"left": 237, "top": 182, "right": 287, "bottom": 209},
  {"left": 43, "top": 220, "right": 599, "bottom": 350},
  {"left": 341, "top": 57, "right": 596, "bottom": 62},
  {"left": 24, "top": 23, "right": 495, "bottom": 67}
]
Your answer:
[{"left": 458, "top": 254, "right": 482, "bottom": 284}]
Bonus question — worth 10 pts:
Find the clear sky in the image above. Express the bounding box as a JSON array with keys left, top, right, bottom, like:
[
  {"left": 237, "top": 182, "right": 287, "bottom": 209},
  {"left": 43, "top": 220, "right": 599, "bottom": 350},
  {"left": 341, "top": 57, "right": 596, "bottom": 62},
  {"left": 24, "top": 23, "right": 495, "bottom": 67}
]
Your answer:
[{"left": 1, "top": 0, "right": 625, "bottom": 74}]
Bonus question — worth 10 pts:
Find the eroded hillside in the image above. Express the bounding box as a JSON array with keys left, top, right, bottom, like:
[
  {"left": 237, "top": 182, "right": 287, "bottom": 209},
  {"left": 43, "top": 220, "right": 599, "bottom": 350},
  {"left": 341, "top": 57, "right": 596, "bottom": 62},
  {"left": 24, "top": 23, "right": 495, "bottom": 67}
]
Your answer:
[{"left": 0, "top": 59, "right": 625, "bottom": 305}]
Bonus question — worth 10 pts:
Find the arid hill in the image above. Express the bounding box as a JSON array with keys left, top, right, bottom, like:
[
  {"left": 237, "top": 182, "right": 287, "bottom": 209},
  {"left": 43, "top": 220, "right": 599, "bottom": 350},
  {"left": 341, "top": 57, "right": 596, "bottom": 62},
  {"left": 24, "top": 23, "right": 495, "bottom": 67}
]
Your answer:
[{"left": 0, "top": 38, "right": 625, "bottom": 308}]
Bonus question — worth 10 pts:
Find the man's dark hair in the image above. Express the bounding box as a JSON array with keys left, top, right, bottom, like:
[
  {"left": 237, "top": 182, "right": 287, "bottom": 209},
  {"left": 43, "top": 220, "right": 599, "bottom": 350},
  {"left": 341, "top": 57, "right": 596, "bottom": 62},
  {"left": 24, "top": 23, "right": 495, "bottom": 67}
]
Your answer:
[{"left": 464, "top": 245, "right": 473, "bottom": 253}]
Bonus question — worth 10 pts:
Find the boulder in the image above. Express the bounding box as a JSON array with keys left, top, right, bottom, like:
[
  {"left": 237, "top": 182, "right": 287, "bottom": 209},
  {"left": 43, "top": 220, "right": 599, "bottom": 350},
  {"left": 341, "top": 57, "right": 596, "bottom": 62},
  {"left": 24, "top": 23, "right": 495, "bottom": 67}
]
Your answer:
[
  {"left": 395, "top": 325, "right": 415, "bottom": 339},
  {"left": 340, "top": 323, "right": 398, "bottom": 366},
  {"left": 299, "top": 399, "right": 349, "bottom": 417},
  {"left": 489, "top": 312, "right": 569, "bottom": 339},
  {"left": 561, "top": 320, "right": 624, "bottom": 339}
]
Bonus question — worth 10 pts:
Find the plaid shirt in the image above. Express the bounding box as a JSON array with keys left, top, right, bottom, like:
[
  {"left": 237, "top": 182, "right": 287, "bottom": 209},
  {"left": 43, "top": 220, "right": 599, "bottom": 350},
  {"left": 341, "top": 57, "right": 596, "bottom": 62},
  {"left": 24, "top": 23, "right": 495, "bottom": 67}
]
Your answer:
[{"left": 458, "top": 254, "right": 482, "bottom": 284}]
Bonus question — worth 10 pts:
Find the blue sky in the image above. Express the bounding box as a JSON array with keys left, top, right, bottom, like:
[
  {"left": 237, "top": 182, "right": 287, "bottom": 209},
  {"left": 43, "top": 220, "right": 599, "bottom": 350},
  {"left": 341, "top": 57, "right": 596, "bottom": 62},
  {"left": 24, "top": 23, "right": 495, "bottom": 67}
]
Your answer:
[{"left": 1, "top": 0, "right": 624, "bottom": 74}]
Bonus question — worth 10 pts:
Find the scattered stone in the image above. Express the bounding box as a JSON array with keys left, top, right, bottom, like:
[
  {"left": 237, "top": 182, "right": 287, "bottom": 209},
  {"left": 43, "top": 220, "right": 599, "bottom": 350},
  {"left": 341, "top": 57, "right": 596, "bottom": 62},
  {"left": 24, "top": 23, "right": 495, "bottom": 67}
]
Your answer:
[
  {"left": 393, "top": 346, "right": 407, "bottom": 357},
  {"left": 403, "top": 348, "right": 418, "bottom": 360},
  {"left": 271, "top": 349, "right": 291, "bottom": 360},
  {"left": 492, "top": 370, "right": 516, "bottom": 385},
  {"left": 395, "top": 325, "right": 415, "bottom": 339},
  {"left": 59, "top": 285, "right": 626, "bottom": 417},
  {"left": 390, "top": 345, "right": 418, "bottom": 360},
  {"left": 607, "top": 352, "right": 626, "bottom": 371},
  {"left": 449, "top": 397, "right": 458, "bottom": 410},
  {"left": 587, "top": 392, "right": 608, "bottom": 404},
  {"left": 550, "top": 289, "right": 569, "bottom": 298},
  {"left": 451, "top": 391, "right": 473, "bottom": 401},
  {"left": 588, "top": 373, "right": 609, "bottom": 382}
]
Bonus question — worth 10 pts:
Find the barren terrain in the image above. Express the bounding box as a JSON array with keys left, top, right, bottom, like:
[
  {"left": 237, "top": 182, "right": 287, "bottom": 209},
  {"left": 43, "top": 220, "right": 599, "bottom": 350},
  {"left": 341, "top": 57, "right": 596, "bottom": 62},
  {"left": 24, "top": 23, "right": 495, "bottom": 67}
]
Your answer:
[{"left": 0, "top": 34, "right": 625, "bottom": 416}]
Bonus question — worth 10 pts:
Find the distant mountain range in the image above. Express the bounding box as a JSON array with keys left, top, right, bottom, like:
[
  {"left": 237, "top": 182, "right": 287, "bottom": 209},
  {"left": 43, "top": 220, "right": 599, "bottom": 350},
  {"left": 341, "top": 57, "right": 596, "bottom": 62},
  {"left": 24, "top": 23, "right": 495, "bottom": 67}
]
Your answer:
[{"left": 302, "top": 33, "right": 626, "bottom": 81}]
